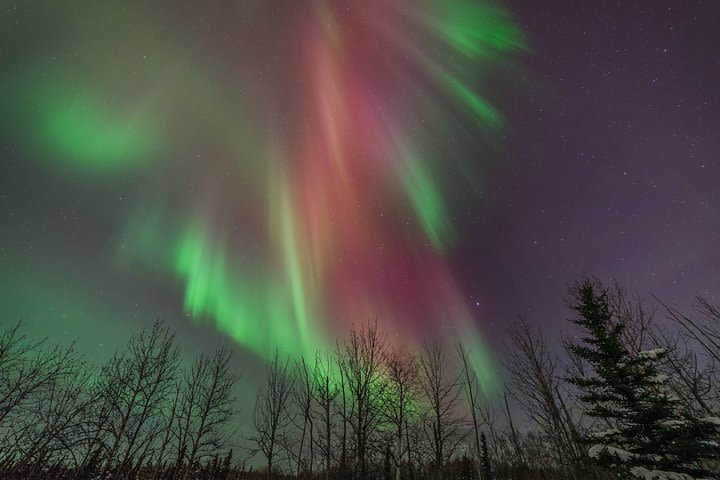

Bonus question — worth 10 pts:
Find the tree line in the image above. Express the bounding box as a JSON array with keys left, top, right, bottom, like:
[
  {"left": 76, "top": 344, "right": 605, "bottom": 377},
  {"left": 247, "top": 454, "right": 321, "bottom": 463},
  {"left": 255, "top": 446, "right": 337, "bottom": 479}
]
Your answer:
[{"left": 1, "top": 278, "right": 719, "bottom": 479}]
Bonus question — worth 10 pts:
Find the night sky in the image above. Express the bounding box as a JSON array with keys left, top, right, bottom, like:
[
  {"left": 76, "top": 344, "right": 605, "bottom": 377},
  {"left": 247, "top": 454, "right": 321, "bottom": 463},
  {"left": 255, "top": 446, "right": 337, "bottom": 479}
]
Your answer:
[
  {"left": 464, "top": 0, "right": 720, "bottom": 345},
  {"left": 1, "top": 0, "right": 719, "bottom": 395}
]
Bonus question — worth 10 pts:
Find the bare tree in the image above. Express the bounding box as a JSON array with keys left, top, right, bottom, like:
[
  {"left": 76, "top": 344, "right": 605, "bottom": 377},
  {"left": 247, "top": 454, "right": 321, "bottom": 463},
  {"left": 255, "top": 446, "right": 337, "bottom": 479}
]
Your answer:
[
  {"left": 175, "top": 347, "right": 237, "bottom": 480},
  {"left": 457, "top": 343, "right": 482, "bottom": 477},
  {"left": 96, "top": 321, "right": 178, "bottom": 479},
  {"left": 311, "top": 351, "right": 339, "bottom": 480},
  {"left": 250, "top": 350, "right": 295, "bottom": 480},
  {"left": 384, "top": 348, "right": 418, "bottom": 480},
  {"left": 0, "top": 323, "right": 92, "bottom": 476},
  {"left": 337, "top": 321, "right": 388, "bottom": 480},
  {"left": 0, "top": 323, "right": 79, "bottom": 431},
  {"left": 501, "top": 391, "right": 525, "bottom": 468},
  {"left": 506, "top": 321, "right": 584, "bottom": 471},
  {"left": 150, "top": 380, "right": 180, "bottom": 480},
  {"left": 655, "top": 296, "right": 720, "bottom": 416},
  {"left": 417, "top": 339, "right": 466, "bottom": 479},
  {"left": 4, "top": 343, "right": 92, "bottom": 476},
  {"left": 662, "top": 297, "right": 720, "bottom": 369},
  {"left": 292, "top": 356, "right": 315, "bottom": 477},
  {"left": 609, "top": 283, "right": 653, "bottom": 354},
  {"left": 335, "top": 343, "right": 350, "bottom": 474},
  {"left": 0, "top": 321, "right": 243, "bottom": 479}
]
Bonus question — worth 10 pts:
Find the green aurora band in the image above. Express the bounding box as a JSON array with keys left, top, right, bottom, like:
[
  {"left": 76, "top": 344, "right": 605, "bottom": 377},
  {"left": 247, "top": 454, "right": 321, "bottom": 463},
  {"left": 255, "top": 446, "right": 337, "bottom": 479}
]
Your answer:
[{"left": 1, "top": 0, "right": 526, "bottom": 395}]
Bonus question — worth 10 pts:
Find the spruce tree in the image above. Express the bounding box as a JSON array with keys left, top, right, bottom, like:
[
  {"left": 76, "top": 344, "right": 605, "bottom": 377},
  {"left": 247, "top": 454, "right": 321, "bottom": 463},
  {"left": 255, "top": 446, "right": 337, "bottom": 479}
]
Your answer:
[
  {"left": 567, "top": 279, "right": 720, "bottom": 479},
  {"left": 480, "top": 432, "right": 492, "bottom": 480},
  {"left": 456, "top": 455, "right": 475, "bottom": 480}
]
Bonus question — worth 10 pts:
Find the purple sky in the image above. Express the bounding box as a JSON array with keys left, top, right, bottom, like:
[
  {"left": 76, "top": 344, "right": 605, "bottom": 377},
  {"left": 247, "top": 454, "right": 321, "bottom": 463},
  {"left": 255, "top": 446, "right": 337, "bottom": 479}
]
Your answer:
[{"left": 455, "top": 0, "right": 720, "bottom": 349}]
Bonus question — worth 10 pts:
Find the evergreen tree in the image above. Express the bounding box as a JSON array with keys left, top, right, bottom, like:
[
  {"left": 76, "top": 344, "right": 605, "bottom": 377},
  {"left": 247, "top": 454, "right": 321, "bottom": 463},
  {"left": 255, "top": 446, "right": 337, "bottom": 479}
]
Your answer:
[
  {"left": 456, "top": 455, "right": 476, "bottom": 480},
  {"left": 567, "top": 279, "right": 720, "bottom": 479},
  {"left": 480, "top": 432, "right": 492, "bottom": 480}
]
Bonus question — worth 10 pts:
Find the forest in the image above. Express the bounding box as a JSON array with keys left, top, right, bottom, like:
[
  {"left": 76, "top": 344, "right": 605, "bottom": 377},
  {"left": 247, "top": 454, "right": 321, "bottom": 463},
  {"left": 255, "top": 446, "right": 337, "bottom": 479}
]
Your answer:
[{"left": 1, "top": 278, "right": 719, "bottom": 480}]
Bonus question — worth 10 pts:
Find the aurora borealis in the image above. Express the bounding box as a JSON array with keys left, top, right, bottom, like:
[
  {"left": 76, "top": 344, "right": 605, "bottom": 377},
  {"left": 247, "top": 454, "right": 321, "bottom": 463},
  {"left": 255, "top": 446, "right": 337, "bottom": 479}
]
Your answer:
[
  {"left": 0, "top": 0, "right": 525, "bottom": 389},
  {"left": 2, "top": 0, "right": 719, "bottom": 400}
]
